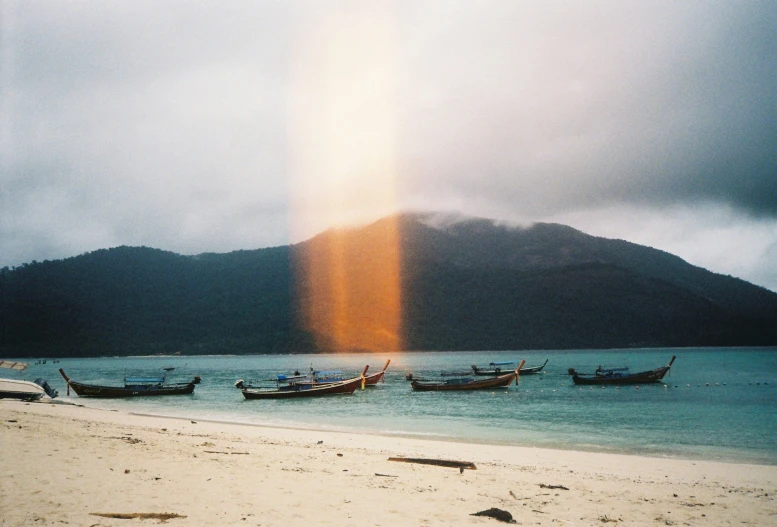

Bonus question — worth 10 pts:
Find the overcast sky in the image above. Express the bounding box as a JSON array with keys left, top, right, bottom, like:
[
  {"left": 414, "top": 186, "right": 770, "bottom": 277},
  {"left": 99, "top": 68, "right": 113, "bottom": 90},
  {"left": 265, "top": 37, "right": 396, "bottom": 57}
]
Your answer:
[{"left": 1, "top": 1, "right": 775, "bottom": 291}]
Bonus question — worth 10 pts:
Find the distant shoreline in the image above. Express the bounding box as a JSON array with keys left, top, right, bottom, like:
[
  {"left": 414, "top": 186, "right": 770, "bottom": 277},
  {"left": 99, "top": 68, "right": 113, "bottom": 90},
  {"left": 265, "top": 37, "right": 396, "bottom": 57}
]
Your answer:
[{"left": 10, "top": 344, "right": 777, "bottom": 360}]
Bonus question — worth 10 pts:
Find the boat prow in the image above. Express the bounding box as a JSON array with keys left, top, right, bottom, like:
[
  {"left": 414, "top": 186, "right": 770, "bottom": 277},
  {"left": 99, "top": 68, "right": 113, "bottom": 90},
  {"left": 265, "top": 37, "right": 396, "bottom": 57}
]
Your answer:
[{"left": 364, "top": 359, "right": 391, "bottom": 386}]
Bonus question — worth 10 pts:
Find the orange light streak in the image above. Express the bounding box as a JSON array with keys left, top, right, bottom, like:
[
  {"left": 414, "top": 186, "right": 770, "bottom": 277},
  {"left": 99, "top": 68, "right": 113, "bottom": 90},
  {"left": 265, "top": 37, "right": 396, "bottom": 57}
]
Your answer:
[
  {"left": 287, "top": 8, "right": 402, "bottom": 352},
  {"left": 296, "top": 218, "right": 402, "bottom": 352}
]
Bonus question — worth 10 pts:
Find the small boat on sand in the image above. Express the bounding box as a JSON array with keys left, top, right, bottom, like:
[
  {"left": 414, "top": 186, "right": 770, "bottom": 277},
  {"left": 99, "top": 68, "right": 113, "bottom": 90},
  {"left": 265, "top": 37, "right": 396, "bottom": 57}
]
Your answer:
[
  {"left": 59, "top": 369, "right": 197, "bottom": 398},
  {"left": 568, "top": 356, "right": 676, "bottom": 385},
  {"left": 411, "top": 361, "right": 525, "bottom": 392},
  {"left": 471, "top": 359, "right": 548, "bottom": 376},
  {"left": 0, "top": 361, "right": 58, "bottom": 401}
]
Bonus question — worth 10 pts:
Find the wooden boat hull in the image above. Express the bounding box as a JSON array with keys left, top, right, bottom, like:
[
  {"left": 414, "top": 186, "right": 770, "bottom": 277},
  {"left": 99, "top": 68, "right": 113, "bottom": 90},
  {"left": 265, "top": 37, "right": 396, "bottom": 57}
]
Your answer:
[
  {"left": 363, "top": 370, "right": 385, "bottom": 385},
  {"left": 411, "top": 371, "right": 517, "bottom": 392},
  {"left": 59, "top": 369, "right": 195, "bottom": 398},
  {"left": 572, "top": 366, "right": 671, "bottom": 385},
  {"left": 242, "top": 364, "right": 377, "bottom": 391},
  {"left": 571, "top": 356, "right": 675, "bottom": 385},
  {"left": 472, "top": 359, "right": 548, "bottom": 376},
  {"left": 241, "top": 376, "right": 362, "bottom": 399},
  {"left": 364, "top": 359, "right": 390, "bottom": 386}
]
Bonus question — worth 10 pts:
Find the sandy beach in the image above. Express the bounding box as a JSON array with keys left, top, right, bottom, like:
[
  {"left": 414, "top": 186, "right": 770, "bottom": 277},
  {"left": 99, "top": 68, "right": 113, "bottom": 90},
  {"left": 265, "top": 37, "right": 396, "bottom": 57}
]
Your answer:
[{"left": 1, "top": 400, "right": 775, "bottom": 526}]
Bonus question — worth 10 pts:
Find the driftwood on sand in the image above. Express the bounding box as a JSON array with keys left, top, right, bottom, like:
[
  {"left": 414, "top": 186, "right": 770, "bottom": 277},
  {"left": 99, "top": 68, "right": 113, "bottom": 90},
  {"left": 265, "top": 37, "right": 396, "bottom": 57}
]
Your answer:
[
  {"left": 90, "top": 512, "right": 186, "bottom": 523},
  {"left": 539, "top": 483, "right": 569, "bottom": 490},
  {"left": 387, "top": 457, "right": 477, "bottom": 470}
]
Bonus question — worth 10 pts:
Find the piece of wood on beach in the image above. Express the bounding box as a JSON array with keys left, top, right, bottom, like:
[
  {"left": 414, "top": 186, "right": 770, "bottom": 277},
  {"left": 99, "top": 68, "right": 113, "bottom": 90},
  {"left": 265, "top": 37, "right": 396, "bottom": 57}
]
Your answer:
[
  {"left": 375, "top": 473, "right": 398, "bottom": 477},
  {"left": 90, "top": 512, "right": 186, "bottom": 522},
  {"left": 387, "top": 457, "right": 477, "bottom": 470},
  {"left": 203, "top": 450, "right": 249, "bottom": 455},
  {"left": 539, "top": 483, "right": 569, "bottom": 490},
  {"left": 470, "top": 508, "right": 516, "bottom": 523}
]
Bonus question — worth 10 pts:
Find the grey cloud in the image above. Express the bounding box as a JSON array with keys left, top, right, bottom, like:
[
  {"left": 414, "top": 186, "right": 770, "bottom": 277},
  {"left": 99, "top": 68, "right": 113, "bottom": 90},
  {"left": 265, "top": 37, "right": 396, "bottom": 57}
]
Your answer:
[
  {"left": 394, "top": 1, "right": 777, "bottom": 217},
  {"left": 1, "top": 1, "right": 775, "bottom": 291}
]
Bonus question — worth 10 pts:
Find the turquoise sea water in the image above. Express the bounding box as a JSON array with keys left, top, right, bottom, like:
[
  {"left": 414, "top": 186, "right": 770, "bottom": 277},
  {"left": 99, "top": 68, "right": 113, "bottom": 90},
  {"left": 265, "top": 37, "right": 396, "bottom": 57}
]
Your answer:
[{"left": 15, "top": 347, "right": 777, "bottom": 465}]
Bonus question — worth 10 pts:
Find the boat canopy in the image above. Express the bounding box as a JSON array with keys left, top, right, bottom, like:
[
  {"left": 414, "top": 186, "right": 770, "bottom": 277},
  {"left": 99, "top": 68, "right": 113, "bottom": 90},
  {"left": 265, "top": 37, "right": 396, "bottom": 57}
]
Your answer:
[
  {"left": 488, "top": 361, "right": 516, "bottom": 366},
  {"left": 0, "top": 360, "right": 29, "bottom": 371}
]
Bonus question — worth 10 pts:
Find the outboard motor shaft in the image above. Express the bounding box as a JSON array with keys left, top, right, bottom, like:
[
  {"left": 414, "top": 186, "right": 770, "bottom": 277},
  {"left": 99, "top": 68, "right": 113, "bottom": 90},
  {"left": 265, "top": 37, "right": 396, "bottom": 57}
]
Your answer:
[{"left": 34, "top": 378, "right": 58, "bottom": 398}]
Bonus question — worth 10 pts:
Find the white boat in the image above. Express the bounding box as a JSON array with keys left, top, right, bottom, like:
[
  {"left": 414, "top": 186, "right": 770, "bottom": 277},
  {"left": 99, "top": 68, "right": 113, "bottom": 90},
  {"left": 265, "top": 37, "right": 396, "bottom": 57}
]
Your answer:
[{"left": 0, "top": 360, "right": 58, "bottom": 401}]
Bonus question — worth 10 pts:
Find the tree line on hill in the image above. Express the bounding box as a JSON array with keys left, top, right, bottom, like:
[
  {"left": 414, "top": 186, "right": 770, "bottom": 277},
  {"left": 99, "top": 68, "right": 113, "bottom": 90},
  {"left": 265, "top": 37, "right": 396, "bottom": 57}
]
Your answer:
[{"left": 2, "top": 213, "right": 776, "bottom": 357}]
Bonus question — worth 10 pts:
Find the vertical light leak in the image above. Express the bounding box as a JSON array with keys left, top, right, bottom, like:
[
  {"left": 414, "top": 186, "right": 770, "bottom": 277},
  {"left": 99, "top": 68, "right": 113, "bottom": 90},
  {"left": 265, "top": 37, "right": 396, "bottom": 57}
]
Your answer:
[{"left": 287, "top": 6, "right": 402, "bottom": 352}]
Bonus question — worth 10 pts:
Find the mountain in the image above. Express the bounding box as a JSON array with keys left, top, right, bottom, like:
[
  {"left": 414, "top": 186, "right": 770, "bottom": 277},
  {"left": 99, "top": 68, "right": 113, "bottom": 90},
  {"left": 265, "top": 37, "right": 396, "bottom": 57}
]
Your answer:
[
  {"left": 1, "top": 212, "right": 776, "bottom": 357},
  {"left": 392, "top": 213, "right": 777, "bottom": 350}
]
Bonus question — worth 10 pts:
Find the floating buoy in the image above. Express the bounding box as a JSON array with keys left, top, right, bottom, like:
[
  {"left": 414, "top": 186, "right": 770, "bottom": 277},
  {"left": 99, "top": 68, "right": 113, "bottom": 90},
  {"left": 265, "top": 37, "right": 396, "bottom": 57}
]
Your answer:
[
  {"left": 705, "top": 383, "right": 709, "bottom": 387},
  {"left": 635, "top": 386, "right": 639, "bottom": 390}
]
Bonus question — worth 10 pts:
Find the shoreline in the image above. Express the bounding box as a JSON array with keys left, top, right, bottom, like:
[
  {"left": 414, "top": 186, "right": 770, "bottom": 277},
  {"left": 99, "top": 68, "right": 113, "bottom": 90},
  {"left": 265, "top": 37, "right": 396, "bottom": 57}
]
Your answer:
[
  {"left": 2, "top": 399, "right": 776, "bottom": 526},
  {"left": 128, "top": 412, "right": 777, "bottom": 467},
  {"left": 60, "top": 396, "right": 777, "bottom": 467}
]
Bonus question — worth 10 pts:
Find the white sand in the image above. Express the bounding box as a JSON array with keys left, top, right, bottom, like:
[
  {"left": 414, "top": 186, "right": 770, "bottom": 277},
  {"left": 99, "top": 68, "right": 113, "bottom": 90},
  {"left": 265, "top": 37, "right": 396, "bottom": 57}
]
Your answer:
[{"left": 1, "top": 399, "right": 775, "bottom": 526}]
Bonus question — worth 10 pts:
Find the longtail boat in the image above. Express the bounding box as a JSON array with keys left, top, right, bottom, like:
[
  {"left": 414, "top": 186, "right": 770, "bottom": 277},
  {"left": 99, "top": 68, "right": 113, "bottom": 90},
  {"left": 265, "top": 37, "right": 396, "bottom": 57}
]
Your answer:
[
  {"left": 240, "top": 370, "right": 366, "bottom": 399},
  {"left": 363, "top": 359, "right": 391, "bottom": 386},
  {"left": 411, "top": 360, "right": 525, "bottom": 392},
  {"left": 568, "top": 356, "right": 676, "bottom": 385},
  {"left": 59, "top": 369, "right": 196, "bottom": 398},
  {"left": 236, "top": 363, "right": 378, "bottom": 390},
  {"left": 471, "top": 359, "right": 548, "bottom": 376}
]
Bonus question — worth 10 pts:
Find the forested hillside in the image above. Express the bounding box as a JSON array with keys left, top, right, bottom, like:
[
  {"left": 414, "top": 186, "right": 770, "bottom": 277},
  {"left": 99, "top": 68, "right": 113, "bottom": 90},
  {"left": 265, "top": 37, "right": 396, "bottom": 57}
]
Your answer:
[{"left": 2, "top": 213, "right": 776, "bottom": 357}]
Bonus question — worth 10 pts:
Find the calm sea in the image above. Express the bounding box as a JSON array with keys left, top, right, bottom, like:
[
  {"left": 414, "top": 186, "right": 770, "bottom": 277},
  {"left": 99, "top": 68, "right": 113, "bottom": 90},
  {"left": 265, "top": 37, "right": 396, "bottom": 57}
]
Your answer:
[{"left": 16, "top": 347, "right": 777, "bottom": 465}]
